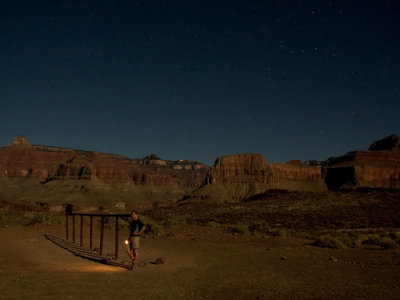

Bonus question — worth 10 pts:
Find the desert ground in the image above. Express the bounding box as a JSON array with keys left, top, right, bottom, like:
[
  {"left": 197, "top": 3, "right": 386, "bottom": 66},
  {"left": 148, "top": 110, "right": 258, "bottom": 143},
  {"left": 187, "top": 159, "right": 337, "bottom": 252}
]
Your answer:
[{"left": 1, "top": 189, "right": 400, "bottom": 299}]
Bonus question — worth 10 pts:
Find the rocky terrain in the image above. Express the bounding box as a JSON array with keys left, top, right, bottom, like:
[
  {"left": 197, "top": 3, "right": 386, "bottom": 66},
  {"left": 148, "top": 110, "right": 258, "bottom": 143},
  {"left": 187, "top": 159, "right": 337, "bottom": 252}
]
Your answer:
[
  {"left": 270, "top": 160, "right": 326, "bottom": 192},
  {"left": 0, "top": 136, "right": 209, "bottom": 184},
  {"left": 0, "top": 136, "right": 210, "bottom": 206},
  {"left": 326, "top": 134, "right": 400, "bottom": 189},
  {"left": 0, "top": 134, "right": 399, "bottom": 207},
  {"left": 1, "top": 135, "right": 400, "bottom": 299},
  {"left": 1, "top": 187, "right": 400, "bottom": 299},
  {"left": 192, "top": 134, "right": 400, "bottom": 201}
]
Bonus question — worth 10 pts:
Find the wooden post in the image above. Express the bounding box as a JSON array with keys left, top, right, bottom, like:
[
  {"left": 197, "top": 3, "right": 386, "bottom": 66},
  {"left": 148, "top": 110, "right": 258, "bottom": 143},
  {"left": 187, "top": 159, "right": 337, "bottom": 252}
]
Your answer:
[
  {"left": 72, "top": 215, "right": 76, "bottom": 244},
  {"left": 90, "top": 216, "right": 93, "bottom": 250},
  {"left": 115, "top": 217, "right": 119, "bottom": 260},
  {"left": 80, "top": 215, "right": 83, "bottom": 247},
  {"left": 100, "top": 216, "right": 104, "bottom": 255},
  {"left": 66, "top": 214, "right": 69, "bottom": 240}
]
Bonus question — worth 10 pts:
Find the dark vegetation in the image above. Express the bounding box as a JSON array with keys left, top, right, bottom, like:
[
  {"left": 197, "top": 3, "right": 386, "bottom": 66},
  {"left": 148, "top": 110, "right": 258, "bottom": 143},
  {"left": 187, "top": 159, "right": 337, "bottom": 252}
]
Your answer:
[
  {"left": 1, "top": 188, "right": 400, "bottom": 250},
  {"left": 143, "top": 188, "right": 400, "bottom": 249}
]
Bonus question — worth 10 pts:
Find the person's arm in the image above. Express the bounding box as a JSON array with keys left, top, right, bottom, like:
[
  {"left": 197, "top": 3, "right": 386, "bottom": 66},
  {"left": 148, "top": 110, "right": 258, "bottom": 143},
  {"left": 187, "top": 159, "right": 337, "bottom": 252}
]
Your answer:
[
  {"left": 137, "top": 219, "right": 146, "bottom": 235},
  {"left": 138, "top": 225, "right": 147, "bottom": 235}
]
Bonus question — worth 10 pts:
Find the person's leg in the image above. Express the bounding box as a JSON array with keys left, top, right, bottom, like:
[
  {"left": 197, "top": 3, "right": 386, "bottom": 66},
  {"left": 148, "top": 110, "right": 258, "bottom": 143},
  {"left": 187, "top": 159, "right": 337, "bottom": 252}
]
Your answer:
[
  {"left": 133, "top": 248, "right": 139, "bottom": 261},
  {"left": 126, "top": 247, "right": 134, "bottom": 260},
  {"left": 131, "top": 237, "right": 141, "bottom": 268}
]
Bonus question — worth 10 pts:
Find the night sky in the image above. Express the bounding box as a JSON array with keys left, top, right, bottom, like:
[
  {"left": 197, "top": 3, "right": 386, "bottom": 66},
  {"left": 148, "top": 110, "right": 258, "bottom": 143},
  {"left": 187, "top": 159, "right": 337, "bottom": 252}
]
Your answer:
[{"left": 1, "top": 0, "right": 399, "bottom": 165}]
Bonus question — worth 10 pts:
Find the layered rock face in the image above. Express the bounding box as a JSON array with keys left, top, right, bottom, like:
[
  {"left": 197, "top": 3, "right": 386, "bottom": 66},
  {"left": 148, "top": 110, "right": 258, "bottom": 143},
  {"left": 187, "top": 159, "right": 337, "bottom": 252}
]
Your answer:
[
  {"left": 206, "top": 154, "right": 276, "bottom": 185},
  {"left": 270, "top": 160, "right": 326, "bottom": 191},
  {"left": 326, "top": 135, "right": 400, "bottom": 189},
  {"left": 193, "top": 135, "right": 400, "bottom": 201},
  {"left": 10, "top": 136, "right": 32, "bottom": 147},
  {"left": 193, "top": 154, "right": 327, "bottom": 202},
  {"left": 368, "top": 134, "right": 400, "bottom": 151},
  {"left": 192, "top": 154, "right": 278, "bottom": 202},
  {"left": 0, "top": 137, "right": 209, "bottom": 187}
]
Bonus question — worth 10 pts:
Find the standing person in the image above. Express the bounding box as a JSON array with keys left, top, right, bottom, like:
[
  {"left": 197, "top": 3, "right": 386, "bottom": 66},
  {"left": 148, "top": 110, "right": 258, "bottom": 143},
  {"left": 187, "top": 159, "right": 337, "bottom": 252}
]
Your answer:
[{"left": 126, "top": 210, "right": 146, "bottom": 269}]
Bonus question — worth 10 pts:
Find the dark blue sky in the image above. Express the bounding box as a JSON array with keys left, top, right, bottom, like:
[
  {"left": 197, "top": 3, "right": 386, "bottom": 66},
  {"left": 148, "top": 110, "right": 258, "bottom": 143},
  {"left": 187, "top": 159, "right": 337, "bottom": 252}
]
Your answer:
[{"left": 1, "top": 0, "right": 399, "bottom": 165}]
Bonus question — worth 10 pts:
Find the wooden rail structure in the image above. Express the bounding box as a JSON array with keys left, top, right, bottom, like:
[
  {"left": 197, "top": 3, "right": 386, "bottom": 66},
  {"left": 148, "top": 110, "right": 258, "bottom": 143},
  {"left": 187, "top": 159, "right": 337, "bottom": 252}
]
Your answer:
[{"left": 65, "top": 211, "right": 131, "bottom": 260}]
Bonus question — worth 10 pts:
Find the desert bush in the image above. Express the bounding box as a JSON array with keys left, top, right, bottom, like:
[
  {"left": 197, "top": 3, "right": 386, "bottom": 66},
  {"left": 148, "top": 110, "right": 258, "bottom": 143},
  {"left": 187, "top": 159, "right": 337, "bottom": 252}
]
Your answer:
[
  {"left": 360, "top": 232, "right": 399, "bottom": 249},
  {"left": 313, "top": 230, "right": 400, "bottom": 250},
  {"left": 339, "top": 233, "right": 359, "bottom": 248},
  {"left": 102, "top": 216, "right": 114, "bottom": 229},
  {"left": 267, "top": 228, "right": 286, "bottom": 237},
  {"left": 205, "top": 221, "right": 220, "bottom": 228},
  {"left": 118, "top": 217, "right": 131, "bottom": 230},
  {"left": 378, "top": 237, "right": 398, "bottom": 250},
  {"left": 313, "top": 235, "right": 347, "bottom": 249},
  {"left": 226, "top": 224, "right": 249, "bottom": 234},
  {"left": 248, "top": 221, "right": 270, "bottom": 233},
  {"left": 25, "top": 212, "right": 52, "bottom": 225},
  {"left": 389, "top": 231, "right": 400, "bottom": 241},
  {"left": 361, "top": 234, "right": 381, "bottom": 246},
  {"left": 140, "top": 215, "right": 164, "bottom": 236},
  {"left": 164, "top": 215, "right": 188, "bottom": 227},
  {"left": 292, "top": 230, "right": 317, "bottom": 240}
]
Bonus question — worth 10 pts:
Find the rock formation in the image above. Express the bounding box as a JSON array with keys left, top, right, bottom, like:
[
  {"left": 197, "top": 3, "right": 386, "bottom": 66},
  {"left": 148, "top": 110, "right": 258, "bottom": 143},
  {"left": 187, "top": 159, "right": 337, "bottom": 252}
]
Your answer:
[
  {"left": 326, "top": 134, "right": 400, "bottom": 189},
  {"left": 10, "top": 136, "right": 32, "bottom": 148},
  {"left": 270, "top": 160, "right": 327, "bottom": 191},
  {"left": 368, "top": 134, "right": 400, "bottom": 151},
  {"left": 192, "top": 134, "right": 400, "bottom": 202},
  {"left": 192, "top": 154, "right": 278, "bottom": 202},
  {"left": 0, "top": 136, "right": 210, "bottom": 189},
  {"left": 206, "top": 154, "right": 276, "bottom": 185},
  {"left": 192, "top": 154, "right": 328, "bottom": 202},
  {"left": 2, "top": 134, "right": 399, "bottom": 206}
]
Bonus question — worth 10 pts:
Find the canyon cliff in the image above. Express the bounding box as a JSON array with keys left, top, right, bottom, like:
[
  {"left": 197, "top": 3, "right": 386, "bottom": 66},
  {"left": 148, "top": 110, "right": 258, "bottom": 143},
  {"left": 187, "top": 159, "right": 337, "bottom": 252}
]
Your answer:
[
  {"left": 270, "top": 160, "right": 326, "bottom": 191},
  {"left": 192, "top": 154, "right": 326, "bottom": 202},
  {"left": 1, "top": 134, "right": 399, "bottom": 206},
  {"left": 0, "top": 136, "right": 209, "bottom": 186},
  {"left": 192, "top": 134, "right": 400, "bottom": 202},
  {"left": 326, "top": 134, "right": 400, "bottom": 189},
  {"left": 0, "top": 136, "right": 210, "bottom": 205},
  {"left": 191, "top": 154, "right": 278, "bottom": 202}
]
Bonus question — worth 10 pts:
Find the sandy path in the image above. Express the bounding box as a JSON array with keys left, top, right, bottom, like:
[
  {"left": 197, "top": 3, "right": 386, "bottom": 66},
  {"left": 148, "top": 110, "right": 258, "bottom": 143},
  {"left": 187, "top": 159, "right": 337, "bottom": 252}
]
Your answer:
[{"left": 1, "top": 225, "right": 399, "bottom": 299}]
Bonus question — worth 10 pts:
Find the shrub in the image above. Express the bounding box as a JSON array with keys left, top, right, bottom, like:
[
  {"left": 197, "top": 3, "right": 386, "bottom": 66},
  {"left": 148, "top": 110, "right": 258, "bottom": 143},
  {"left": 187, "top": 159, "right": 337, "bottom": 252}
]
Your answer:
[
  {"left": 118, "top": 217, "right": 130, "bottom": 230},
  {"left": 248, "top": 221, "right": 270, "bottom": 233},
  {"left": 340, "top": 234, "right": 359, "bottom": 248},
  {"left": 268, "top": 229, "right": 292, "bottom": 238},
  {"left": 0, "top": 209, "right": 5, "bottom": 222},
  {"left": 102, "top": 217, "right": 114, "bottom": 229},
  {"left": 140, "top": 215, "right": 164, "bottom": 236},
  {"left": 379, "top": 237, "right": 398, "bottom": 250},
  {"left": 164, "top": 216, "right": 188, "bottom": 227},
  {"left": 313, "top": 235, "right": 347, "bottom": 249},
  {"left": 25, "top": 212, "right": 52, "bottom": 225},
  {"left": 389, "top": 231, "right": 400, "bottom": 241},
  {"left": 227, "top": 224, "right": 249, "bottom": 234},
  {"left": 362, "top": 234, "right": 382, "bottom": 246},
  {"left": 205, "top": 221, "right": 220, "bottom": 228}
]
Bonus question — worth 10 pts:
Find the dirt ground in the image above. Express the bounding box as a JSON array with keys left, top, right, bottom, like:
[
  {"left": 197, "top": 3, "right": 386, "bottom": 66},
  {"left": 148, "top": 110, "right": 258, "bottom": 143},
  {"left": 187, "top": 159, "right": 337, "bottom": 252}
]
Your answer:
[{"left": 1, "top": 223, "right": 400, "bottom": 300}]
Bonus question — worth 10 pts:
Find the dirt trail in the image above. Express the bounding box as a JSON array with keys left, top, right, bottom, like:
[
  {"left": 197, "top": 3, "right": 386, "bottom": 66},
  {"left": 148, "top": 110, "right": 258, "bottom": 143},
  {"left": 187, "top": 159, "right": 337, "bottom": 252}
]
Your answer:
[{"left": 1, "top": 225, "right": 399, "bottom": 299}]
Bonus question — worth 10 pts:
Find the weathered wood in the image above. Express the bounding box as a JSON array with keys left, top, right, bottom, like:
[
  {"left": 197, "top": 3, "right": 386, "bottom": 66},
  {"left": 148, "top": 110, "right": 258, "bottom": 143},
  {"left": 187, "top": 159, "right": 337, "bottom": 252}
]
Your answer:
[
  {"left": 69, "top": 213, "right": 130, "bottom": 217},
  {"left": 64, "top": 212, "right": 132, "bottom": 263},
  {"left": 66, "top": 214, "right": 69, "bottom": 240},
  {"left": 72, "top": 215, "right": 76, "bottom": 244},
  {"left": 90, "top": 216, "right": 93, "bottom": 250},
  {"left": 115, "top": 217, "right": 119, "bottom": 260},
  {"left": 100, "top": 216, "right": 104, "bottom": 255},
  {"left": 80, "top": 215, "right": 83, "bottom": 247}
]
